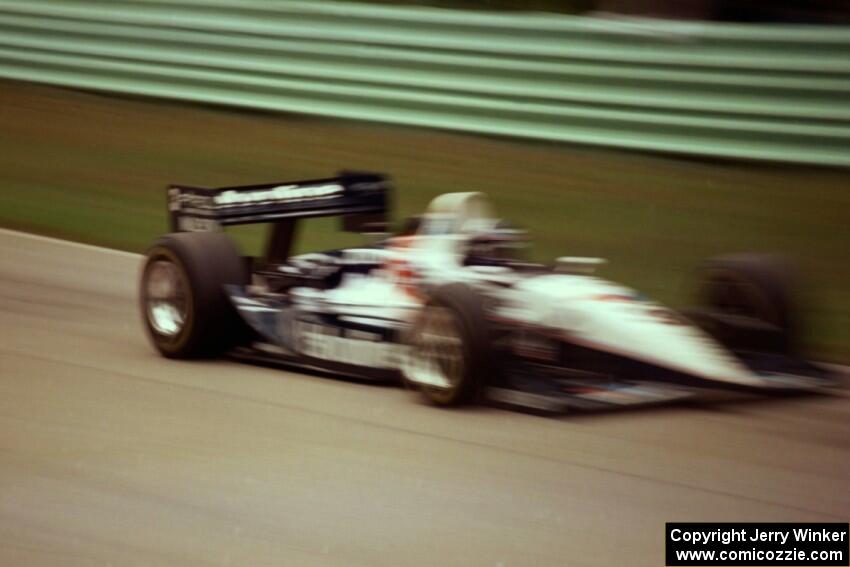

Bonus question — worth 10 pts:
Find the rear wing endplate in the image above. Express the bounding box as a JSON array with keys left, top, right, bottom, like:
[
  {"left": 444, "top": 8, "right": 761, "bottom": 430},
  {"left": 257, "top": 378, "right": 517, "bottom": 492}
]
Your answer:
[{"left": 167, "top": 172, "right": 389, "bottom": 233}]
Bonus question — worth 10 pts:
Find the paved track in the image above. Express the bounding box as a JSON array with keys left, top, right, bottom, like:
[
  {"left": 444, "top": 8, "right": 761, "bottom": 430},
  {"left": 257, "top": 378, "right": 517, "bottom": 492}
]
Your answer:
[{"left": 0, "top": 229, "right": 847, "bottom": 567}]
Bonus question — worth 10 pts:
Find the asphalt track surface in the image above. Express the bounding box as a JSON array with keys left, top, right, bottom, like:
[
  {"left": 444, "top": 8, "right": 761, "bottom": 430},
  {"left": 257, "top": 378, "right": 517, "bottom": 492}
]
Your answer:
[{"left": 1, "top": 229, "right": 848, "bottom": 567}]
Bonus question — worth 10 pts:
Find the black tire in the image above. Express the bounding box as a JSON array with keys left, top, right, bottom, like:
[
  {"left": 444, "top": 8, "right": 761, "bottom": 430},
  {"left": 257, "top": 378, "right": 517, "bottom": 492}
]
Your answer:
[
  {"left": 140, "top": 232, "right": 249, "bottom": 358},
  {"left": 403, "top": 283, "right": 493, "bottom": 406},
  {"left": 698, "top": 253, "right": 797, "bottom": 353}
]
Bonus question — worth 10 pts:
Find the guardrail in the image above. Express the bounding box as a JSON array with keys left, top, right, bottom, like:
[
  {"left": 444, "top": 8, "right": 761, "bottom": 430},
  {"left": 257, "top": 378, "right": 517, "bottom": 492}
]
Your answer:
[{"left": 0, "top": 0, "right": 848, "bottom": 166}]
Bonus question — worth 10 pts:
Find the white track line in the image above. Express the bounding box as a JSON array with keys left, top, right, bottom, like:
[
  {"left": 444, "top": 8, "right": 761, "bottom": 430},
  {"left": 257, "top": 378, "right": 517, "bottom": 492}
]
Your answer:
[{"left": 0, "top": 228, "right": 141, "bottom": 259}]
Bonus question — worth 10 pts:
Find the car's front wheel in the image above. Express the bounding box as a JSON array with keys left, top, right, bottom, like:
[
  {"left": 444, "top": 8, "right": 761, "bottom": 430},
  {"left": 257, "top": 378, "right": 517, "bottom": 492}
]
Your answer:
[{"left": 696, "top": 253, "right": 797, "bottom": 354}]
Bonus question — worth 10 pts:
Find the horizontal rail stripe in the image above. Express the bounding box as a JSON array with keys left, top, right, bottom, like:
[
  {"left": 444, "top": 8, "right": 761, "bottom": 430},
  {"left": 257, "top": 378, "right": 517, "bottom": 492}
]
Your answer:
[{"left": 1, "top": 0, "right": 848, "bottom": 165}]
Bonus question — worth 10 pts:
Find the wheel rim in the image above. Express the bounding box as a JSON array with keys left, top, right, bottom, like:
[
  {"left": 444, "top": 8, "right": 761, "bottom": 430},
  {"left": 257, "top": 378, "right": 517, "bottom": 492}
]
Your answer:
[
  {"left": 405, "top": 305, "right": 464, "bottom": 392},
  {"left": 144, "top": 259, "right": 188, "bottom": 338}
]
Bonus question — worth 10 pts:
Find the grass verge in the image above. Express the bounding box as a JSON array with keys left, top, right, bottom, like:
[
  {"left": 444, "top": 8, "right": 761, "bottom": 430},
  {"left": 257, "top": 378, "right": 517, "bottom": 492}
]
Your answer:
[{"left": 1, "top": 80, "right": 848, "bottom": 361}]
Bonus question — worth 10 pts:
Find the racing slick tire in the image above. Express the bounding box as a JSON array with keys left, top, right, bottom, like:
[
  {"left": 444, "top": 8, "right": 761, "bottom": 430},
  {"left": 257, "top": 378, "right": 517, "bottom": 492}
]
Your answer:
[
  {"left": 696, "top": 253, "right": 797, "bottom": 354},
  {"left": 402, "top": 283, "right": 493, "bottom": 407},
  {"left": 140, "top": 232, "right": 249, "bottom": 359}
]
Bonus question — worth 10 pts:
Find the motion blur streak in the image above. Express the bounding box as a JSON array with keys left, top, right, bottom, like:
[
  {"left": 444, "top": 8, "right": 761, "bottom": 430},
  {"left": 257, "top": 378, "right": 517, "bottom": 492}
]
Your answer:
[
  {"left": 0, "top": 0, "right": 848, "bottom": 164},
  {"left": 0, "top": 229, "right": 848, "bottom": 566}
]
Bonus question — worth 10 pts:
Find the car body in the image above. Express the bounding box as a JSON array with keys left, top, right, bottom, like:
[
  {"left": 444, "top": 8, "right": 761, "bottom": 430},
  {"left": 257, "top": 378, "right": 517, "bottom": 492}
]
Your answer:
[{"left": 140, "top": 172, "right": 835, "bottom": 413}]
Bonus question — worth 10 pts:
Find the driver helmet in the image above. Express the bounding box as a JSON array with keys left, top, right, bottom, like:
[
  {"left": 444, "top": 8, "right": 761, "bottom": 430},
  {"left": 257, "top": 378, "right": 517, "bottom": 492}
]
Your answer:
[{"left": 464, "top": 220, "right": 529, "bottom": 265}]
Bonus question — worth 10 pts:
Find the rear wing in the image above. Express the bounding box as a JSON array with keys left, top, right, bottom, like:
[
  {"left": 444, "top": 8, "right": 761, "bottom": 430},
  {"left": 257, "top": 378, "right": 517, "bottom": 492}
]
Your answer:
[{"left": 167, "top": 172, "right": 389, "bottom": 233}]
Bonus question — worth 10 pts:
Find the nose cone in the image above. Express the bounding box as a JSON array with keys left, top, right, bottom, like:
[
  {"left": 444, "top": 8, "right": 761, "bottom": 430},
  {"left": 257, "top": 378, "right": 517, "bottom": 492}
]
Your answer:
[{"left": 517, "top": 275, "right": 768, "bottom": 388}]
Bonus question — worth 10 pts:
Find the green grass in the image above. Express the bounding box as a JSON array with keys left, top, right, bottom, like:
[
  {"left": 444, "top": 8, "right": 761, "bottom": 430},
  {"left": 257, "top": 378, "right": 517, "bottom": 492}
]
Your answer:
[{"left": 1, "top": 80, "right": 848, "bottom": 361}]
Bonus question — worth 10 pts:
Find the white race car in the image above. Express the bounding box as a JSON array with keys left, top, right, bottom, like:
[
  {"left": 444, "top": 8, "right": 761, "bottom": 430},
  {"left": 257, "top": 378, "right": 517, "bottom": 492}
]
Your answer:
[{"left": 140, "top": 173, "right": 835, "bottom": 413}]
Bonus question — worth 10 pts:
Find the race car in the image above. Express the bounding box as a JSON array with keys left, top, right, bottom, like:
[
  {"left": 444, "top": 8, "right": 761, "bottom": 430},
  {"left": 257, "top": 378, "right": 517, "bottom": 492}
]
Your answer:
[{"left": 140, "top": 172, "right": 835, "bottom": 413}]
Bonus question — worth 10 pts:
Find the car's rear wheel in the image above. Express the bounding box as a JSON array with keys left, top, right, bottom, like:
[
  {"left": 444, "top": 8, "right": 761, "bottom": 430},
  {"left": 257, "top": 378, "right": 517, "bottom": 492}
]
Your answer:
[
  {"left": 140, "top": 232, "right": 248, "bottom": 358},
  {"left": 402, "top": 283, "right": 491, "bottom": 406}
]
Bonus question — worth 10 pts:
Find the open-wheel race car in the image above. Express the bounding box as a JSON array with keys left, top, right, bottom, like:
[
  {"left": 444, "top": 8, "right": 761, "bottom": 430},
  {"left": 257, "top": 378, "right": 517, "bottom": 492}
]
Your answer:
[{"left": 140, "top": 172, "right": 835, "bottom": 413}]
